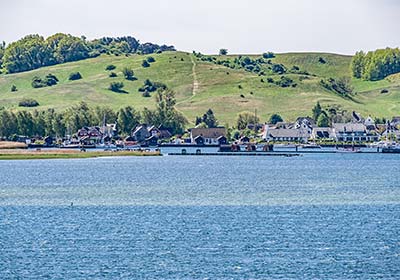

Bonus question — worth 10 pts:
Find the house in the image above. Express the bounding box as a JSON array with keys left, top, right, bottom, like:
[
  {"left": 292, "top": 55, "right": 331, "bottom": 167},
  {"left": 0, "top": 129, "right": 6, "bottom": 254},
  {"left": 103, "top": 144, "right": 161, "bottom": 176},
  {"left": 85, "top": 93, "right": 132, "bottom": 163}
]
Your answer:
[
  {"left": 131, "top": 124, "right": 150, "bottom": 142},
  {"left": 263, "top": 127, "right": 309, "bottom": 142},
  {"left": 145, "top": 135, "right": 159, "bottom": 146},
  {"left": 77, "top": 126, "right": 103, "bottom": 143},
  {"left": 147, "top": 125, "right": 172, "bottom": 139},
  {"left": 331, "top": 123, "right": 379, "bottom": 142},
  {"left": 295, "top": 117, "right": 315, "bottom": 134},
  {"left": 190, "top": 127, "right": 227, "bottom": 145},
  {"left": 101, "top": 123, "right": 118, "bottom": 138},
  {"left": 364, "top": 116, "right": 376, "bottom": 130},
  {"left": 311, "top": 127, "right": 333, "bottom": 140}
]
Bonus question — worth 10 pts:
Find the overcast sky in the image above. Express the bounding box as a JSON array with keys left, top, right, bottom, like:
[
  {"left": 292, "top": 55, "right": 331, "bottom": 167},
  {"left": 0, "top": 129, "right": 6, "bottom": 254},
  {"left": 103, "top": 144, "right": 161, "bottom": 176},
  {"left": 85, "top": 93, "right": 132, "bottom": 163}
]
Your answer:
[{"left": 1, "top": 0, "right": 399, "bottom": 55}]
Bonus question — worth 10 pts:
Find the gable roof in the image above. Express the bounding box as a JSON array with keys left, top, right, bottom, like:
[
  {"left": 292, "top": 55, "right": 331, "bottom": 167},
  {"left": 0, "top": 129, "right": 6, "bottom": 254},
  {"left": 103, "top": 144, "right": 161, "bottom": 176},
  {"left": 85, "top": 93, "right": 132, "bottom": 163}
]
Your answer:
[
  {"left": 190, "top": 127, "right": 226, "bottom": 139},
  {"left": 333, "top": 123, "right": 366, "bottom": 132},
  {"left": 268, "top": 129, "right": 308, "bottom": 138}
]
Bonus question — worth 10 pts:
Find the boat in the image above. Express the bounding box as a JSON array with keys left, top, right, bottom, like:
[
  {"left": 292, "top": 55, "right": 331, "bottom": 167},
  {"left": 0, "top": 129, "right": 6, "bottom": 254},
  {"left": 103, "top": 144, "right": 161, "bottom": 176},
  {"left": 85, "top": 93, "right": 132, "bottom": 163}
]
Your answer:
[
  {"left": 301, "top": 144, "right": 321, "bottom": 149},
  {"left": 381, "top": 143, "right": 400, "bottom": 153},
  {"left": 336, "top": 147, "right": 360, "bottom": 153}
]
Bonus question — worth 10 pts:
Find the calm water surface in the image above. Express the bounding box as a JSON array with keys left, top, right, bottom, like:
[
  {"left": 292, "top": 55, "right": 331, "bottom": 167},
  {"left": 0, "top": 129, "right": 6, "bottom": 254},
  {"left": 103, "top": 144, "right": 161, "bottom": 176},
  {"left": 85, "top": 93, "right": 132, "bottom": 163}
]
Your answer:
[{"left": 1, "top": 153, "right": 399, "bottom": 279}]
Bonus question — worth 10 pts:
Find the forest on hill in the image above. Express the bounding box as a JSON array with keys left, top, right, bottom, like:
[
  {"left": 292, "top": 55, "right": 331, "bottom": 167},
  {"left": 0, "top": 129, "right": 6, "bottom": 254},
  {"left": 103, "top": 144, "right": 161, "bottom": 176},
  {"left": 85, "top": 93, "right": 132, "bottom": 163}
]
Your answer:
[{"left": 0, "top": 33, "right": 174, "bottom": 74}]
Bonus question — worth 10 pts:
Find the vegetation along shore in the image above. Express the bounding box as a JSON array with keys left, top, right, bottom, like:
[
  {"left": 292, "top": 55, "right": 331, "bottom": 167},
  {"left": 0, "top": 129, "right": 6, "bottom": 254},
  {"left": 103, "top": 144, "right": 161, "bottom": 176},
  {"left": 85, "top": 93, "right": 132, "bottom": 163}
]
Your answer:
[{"left": 0, "top": 149, "right": 160, "bottom": 160}]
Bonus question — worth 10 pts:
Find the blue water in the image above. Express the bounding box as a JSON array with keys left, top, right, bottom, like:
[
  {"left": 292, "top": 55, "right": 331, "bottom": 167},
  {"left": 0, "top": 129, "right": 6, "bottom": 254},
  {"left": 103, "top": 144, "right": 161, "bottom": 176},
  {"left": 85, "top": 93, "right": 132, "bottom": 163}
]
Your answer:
[{"left": 1, "top": 153, "right": 400, "bottom": 279}]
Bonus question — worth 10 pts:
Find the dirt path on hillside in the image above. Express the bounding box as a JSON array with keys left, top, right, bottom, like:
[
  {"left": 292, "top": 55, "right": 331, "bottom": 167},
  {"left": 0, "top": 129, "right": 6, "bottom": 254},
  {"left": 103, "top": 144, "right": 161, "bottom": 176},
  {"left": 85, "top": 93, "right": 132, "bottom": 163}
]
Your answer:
[{"left": 190, "top": 55, "right": 199, "bottom": 96}]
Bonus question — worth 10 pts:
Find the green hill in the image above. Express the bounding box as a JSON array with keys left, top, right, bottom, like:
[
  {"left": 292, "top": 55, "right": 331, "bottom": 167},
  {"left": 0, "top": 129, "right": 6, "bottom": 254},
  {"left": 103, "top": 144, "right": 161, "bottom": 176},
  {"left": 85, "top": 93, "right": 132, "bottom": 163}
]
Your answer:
[{"left": 1, "top": 51, "right": 399, "bottom": 125}]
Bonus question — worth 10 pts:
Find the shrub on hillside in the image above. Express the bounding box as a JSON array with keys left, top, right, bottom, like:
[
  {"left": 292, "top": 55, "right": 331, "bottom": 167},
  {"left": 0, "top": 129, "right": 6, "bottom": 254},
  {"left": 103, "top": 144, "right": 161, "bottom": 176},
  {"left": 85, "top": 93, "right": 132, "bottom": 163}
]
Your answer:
[
  {"left": 69, "top": 72, "right": 82, "bottom": 80},
  {"left": 19, "top": 98, "right": 39, "bottom": 107},
  {"left": 108, "top": 82, "right": 125, "bottom": 93},
  {"left": 142, "top": 91, "right": 151, "bottom": 97},
  {"left": 31, "top": 74, "right": 59, "bottom": 88},
  {"left": 11, "top": 85, "right": 17, "bottom": 92},
  {"left": 142, "top": 60, "right": 150, "bottom": 68},
  {"left": 105, "top": 64, "right": 116, "bottom": 71},
  {"left": 262, "top": 52, "right": 275, "bottom": 59},
  {"left": 109, "top": 72, "right": 117, "bottom": 77},
  {"left": 138, "top": 79, "right": 167, "bottom": 93},
  {"left": 122, "top": 67, "right": 136, "bottom": 80},
  {"left": 146, "top": 56, "right": 155, "bottom": 63}
]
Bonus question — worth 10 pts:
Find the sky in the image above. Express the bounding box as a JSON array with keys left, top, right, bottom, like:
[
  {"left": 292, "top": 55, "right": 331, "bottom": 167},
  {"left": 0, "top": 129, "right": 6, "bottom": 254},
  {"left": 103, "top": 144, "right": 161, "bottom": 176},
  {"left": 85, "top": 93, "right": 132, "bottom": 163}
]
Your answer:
[{"left": 1, "top": 0, "right": 399, "bottom": 55}]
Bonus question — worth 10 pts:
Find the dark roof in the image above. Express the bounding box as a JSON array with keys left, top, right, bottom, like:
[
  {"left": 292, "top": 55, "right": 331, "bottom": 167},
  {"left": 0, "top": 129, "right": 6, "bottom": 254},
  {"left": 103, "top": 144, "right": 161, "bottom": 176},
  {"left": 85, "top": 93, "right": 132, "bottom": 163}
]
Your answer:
[{"left": 190, "top": 127, "right": 226, "bottom": 139}]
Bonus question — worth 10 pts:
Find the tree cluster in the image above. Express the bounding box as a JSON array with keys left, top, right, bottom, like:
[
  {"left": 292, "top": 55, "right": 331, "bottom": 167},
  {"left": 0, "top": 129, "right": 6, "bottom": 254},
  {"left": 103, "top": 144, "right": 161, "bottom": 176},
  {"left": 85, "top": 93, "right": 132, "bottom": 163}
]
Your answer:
[
  {"left": 351, "top": 48, "right": 400, "bottom": 81},
  {"left": 195, "top": 109, "right": 218, "bottom": 128},
  {"left": 320, "top": 77, "right": 353, "bottom": 97},
  {"left": 1, "top": 34, "right": 175, "bottom": 73},
  {"left": 0, "top": 90, "right": 186, "bottom": 138}
]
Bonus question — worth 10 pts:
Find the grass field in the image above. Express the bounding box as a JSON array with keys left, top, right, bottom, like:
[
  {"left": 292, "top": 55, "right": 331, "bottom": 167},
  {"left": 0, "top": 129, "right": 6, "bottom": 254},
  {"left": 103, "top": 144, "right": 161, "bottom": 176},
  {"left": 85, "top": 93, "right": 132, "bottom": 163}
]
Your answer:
[{"left": 1, "top": 51, "right": 399, "bottom": 125}]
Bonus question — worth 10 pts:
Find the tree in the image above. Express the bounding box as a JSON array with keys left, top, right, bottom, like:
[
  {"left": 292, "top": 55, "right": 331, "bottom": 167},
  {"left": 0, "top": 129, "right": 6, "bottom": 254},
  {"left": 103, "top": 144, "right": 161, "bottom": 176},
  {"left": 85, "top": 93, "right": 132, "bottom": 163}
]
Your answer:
[
  {"left": 219, "top": 49, "right": 228, "bottom": 55},
  {"left": 0, "top": 41, "right": 5, "bottom": 68},
  {"left": 312, "top": 102, "right": 322, "bottom": 121},
  {"left": 0, "top": 109, "right": 17, "bottom": 138},
  {"left": 236, "top": 112, "right": 259, "bottom": 130},
  {"left": 117, "top": 106, "right": 141, "bottom": 135},
  {"left": 11, "top": 85, "right": 17, "bottom": 92},
  {"left": 269, "top": 113, "right": 283, "bottom": 124},
  {"left": 350, "top": 51, "right": 365, "bottom": 78},
  {"left": 54, "top": 34, "right": 90, "bottom": 63},
  {"left": 143, "top": 89, "right": 187, "bottom": 134},
  {"left": 317, "top": 113, "right": 329, "bottom": 127},
  {"left": 122, "top": 67, "right": 136, "bottom": 80},
  {"left": 199, "top": 109, "right": 218, "bottom": 128},
  {"left": 3, "top": 34, "right": 54, "bottom": 73},
  {"left": 108, "top": 82, "right": 125, "bottom": 93}
]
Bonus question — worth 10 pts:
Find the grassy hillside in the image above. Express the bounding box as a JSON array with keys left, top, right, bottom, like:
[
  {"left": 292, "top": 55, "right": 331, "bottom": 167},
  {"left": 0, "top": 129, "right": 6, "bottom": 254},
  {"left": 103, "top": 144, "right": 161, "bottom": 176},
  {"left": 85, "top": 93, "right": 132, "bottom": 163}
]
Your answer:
[{"left": 1, "top": 51, "right": 400, "bottom": 125}]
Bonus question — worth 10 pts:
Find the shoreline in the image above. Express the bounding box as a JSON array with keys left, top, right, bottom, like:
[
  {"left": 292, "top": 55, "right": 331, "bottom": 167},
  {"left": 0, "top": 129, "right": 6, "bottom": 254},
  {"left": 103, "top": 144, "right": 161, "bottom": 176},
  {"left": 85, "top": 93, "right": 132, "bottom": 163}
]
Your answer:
[{"left": 0, "top": 149, "right": 161, "bottom": 160}]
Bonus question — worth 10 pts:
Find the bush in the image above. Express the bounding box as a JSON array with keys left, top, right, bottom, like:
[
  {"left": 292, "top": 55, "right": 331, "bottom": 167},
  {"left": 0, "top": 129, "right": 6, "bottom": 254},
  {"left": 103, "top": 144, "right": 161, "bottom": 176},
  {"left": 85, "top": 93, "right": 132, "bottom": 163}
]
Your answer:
[
  {"left": 147, "top": 56, "right": 155, "bottom": 63},
  {"left": 138, "top": 79, "right": 167, "bottom": 93},
  {"left": 272, "top": 64, "right": 286, "bottom": 74},
  {"left": 142, "top": 91, "right": 151, "bottom": 97},
  {"left": 45, "top": 74, "right": 59, "bottom": 86},
  {"left": 219, "top": 49, "right": 228, "bottom": 55},
  {"left": 69, "top": 72, "right": 82, "bottom": 80},
  {"left": 276, "top": 76, "right": 295, "bottom": 87},
  {"left": 11, "top": 85, "right": 17, "bottom": 92},
  {"left": 32, "top": 76, "right": 46, "bottom": 88},
  {"left": 380, "top": 89, "right": 389, "bottom": 94},
  {"left": 109, "top": 72, "right": 117, "bottom": 77},
  {"left": 105, "top": 64, "right": 116, "bottom": 71},
  {"left": 108, "top": 82, "right": 125, "bottom": 93},
  {"left": 122, "top": 67, "right": 136, "bottom": 80},
  {"left": 19, "top": 98, "right": 39, "bottom": 107},
  {"left": 142, "top": 60, "right": 150, "bottom": 68},
  {"left": 267, "top": 77, "right": 274, "bottom": 83},
  {"left": 318, "top": 57, "right": 326, "bottom": 64},
  {"left": 262, "top": 52, "right": 275, "bottom": 59}
]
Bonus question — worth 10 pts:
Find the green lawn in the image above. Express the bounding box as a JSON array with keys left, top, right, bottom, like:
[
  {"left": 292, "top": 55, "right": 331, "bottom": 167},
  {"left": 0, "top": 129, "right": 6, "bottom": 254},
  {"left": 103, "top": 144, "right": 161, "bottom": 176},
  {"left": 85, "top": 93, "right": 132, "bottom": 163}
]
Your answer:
[{"left": 1, "top": 51, "right": 399, "bottom": 125}]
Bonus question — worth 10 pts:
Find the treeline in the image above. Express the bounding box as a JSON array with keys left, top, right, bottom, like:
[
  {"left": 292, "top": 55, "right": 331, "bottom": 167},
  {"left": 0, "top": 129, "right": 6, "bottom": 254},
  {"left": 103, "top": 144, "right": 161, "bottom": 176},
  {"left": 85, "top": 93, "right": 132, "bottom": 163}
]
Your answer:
[
  {"left": 351, "top": 48, "right": 400, "bottom": 81},
  {"left": 0, "top": 33, "right": 175, "bottom": 74},
  {"left": 0, "top": 90, "right": 186, "bottom": 139}
]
